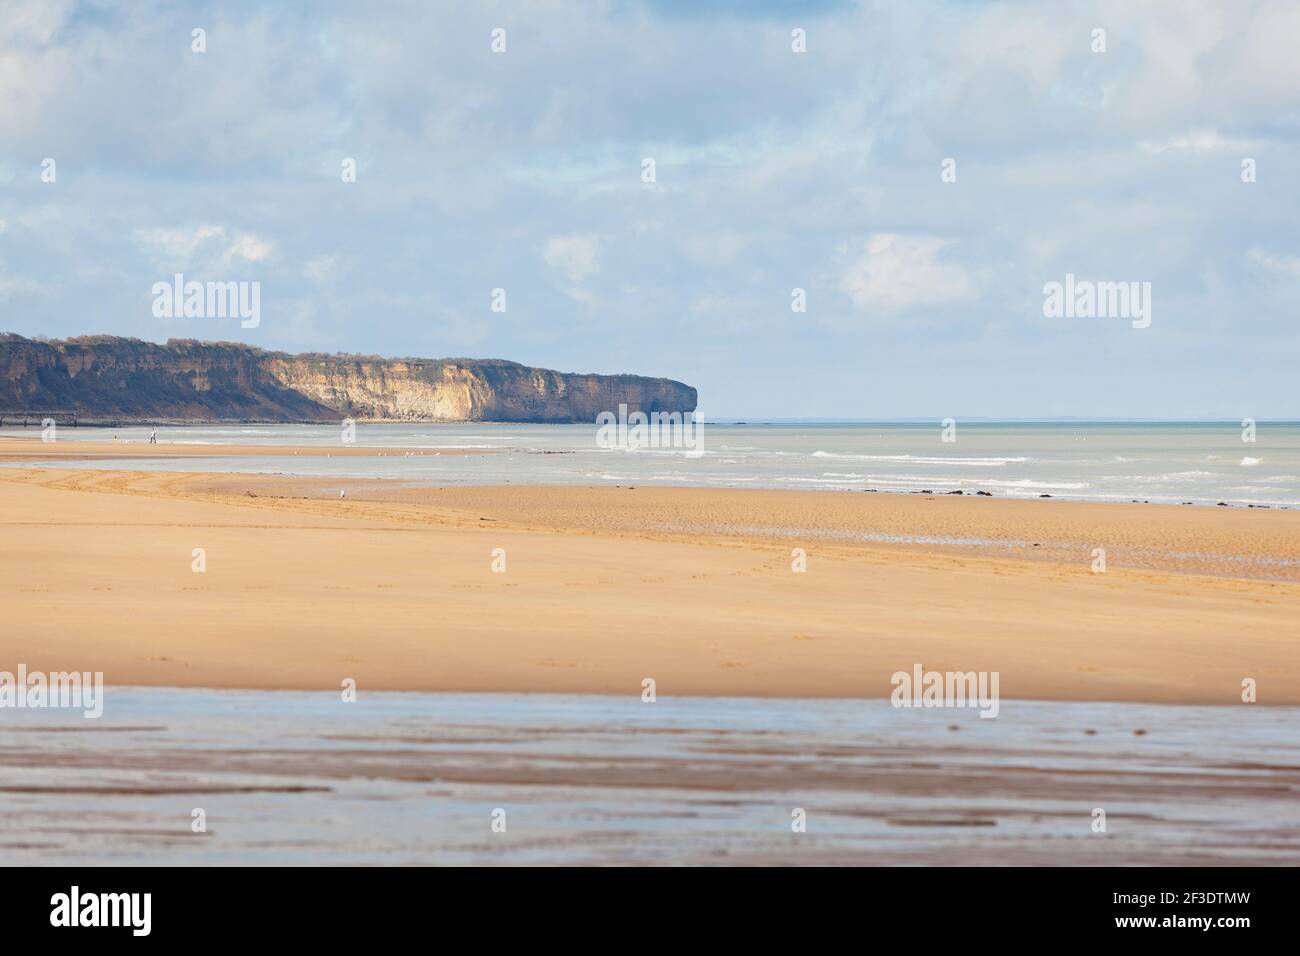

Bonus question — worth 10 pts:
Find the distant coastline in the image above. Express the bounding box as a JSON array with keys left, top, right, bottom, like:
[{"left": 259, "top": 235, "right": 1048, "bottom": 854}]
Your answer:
[{"left": 0, "top": 333, "right": 697, "bottom": 424}]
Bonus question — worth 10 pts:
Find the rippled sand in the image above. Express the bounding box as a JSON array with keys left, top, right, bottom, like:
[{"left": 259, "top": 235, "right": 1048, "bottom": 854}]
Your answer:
[{"left": 2, "top": 690, "right": 1297, "bottom": 865}]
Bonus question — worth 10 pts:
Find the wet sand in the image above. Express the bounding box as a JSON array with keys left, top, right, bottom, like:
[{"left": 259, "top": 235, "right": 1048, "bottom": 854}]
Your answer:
[
  {"left": 180, "top": 472, "right": 1300, "bottom": 580},
  {"left": 2, "top": 689, "right": 1297, "bottom": 865},
  {"left": 0, "top": 435, "right": 493, "bottom": 462},
  {"left": 2, "top": 464, "right": 1298, "bottom": 703}
]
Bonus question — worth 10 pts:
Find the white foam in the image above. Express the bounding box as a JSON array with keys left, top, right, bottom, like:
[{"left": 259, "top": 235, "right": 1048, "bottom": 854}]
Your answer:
[
  {"left": 811, "top": 452, "right": 1029, "bottom": 466},
  {"left": 980, "top": 478, "right": 1089, "bottom": 490}
]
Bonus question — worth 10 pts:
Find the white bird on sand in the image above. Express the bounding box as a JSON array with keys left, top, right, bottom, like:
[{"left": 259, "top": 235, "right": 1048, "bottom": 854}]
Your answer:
[{"left": 340, "top": 489, "right": 346, "bottom": 499}]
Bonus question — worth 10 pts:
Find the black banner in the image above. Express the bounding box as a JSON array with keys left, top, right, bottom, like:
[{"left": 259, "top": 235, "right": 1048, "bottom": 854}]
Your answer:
[{"left": 1, "top": 866, "right": 1287, "bottom": 942}]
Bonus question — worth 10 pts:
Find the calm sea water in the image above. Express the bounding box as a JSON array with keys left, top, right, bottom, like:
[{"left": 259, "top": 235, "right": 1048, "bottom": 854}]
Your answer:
[
  {"left": 5, "top": 421, "right": 1299, "bottom": 507},
  {"left": 3, "top": 689, "right": 1297, "bottom": 865}
]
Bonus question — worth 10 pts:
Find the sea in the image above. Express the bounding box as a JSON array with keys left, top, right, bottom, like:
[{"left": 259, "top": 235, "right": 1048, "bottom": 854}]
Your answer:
[{"left": 4, "top": 420, "right": 1298, "bottom": 507}]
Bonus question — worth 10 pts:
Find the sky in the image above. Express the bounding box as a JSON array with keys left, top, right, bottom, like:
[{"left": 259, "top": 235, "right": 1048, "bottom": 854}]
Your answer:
[{"left": 1, "top": 0, "right": 1298, "bottom": 418}]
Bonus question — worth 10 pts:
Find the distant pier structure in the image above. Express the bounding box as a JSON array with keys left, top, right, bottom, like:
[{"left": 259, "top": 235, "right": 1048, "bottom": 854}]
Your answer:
[{"left": 0, "top": 410, "right": 78, "bottom": 426}]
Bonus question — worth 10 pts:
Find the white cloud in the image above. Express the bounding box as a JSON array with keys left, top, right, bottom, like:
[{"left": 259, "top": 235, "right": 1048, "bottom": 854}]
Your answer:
[
  {"left": 839, "top": 234, "right": 975, "bottom": 311},
  {"left": 0, "top": 0, "right": 73, "bottom": 47},
  {"left": 0, "top": 271, "right": 41, "bottom": 299},
  {"left": 543, "top": 235, "right": 602, "bottom": 283},
  {"left": 227, "top": 233, "right": 272, "bottom": 263},
  {"left": 134, "top": 224, "right": 226, "bottom": 261},
  {"left": 681, "top": 231, "right": 759, "bottom": 267},
  {"left": 134, "top": 225, "right": 274, "bottom": 272},
  {"left": 1247, "top": 247, "right": 1300, "bottom": 279},
  {"left": 304, "top": 254, "right": 339, "bottom": 282},
  {"left": 690, "top": 293, "right": 738, "bottom": 317},
  {"left": 560, "top": 286, "right": 597, "bottom": 307},
  {"left": 1138, "top": 130, "right": 1252, "bottom": 153}
]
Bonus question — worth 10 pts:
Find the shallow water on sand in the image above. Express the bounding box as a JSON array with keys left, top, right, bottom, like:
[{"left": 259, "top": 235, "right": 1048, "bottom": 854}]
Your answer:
[
  {"left": 5, "top": 421, "right": 1298, "bottom": 507},
  {"left": 2, "top": 689, "right": 1296, "bottom": 865}
]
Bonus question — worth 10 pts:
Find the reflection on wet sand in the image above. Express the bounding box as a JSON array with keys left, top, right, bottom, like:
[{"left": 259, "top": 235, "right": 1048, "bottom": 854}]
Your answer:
[{"left": 2, "top": 690, "right": 1297, "bottom": 865}]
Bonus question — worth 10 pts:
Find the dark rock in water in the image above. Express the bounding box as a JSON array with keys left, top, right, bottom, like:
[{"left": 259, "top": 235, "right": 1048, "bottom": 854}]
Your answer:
[
  {"left": 976, "top": 490, "right": 992, "bottom": 496},
  {"left": 920, "top": 490, "right": 933, "bottom": 495},
  {"left": 1217, "top": 502, "right": 1228, "bottom": 506},
  {"left": 948, "top": 490, "right": 963, "bottom": 495},
  {"left": 1039, "top": 494, "right": 1052, "bottom": 498}
]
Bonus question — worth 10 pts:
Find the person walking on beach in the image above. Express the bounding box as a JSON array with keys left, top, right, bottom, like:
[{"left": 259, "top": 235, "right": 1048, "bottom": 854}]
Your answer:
[{"left": 149, "top": 427, "right": 157, "bottom": 444}]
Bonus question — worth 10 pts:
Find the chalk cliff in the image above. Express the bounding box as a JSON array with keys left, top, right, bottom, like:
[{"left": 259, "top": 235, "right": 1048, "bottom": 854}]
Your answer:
[{"left": 0, "top": 334, "right": 697, "bottom": 423}]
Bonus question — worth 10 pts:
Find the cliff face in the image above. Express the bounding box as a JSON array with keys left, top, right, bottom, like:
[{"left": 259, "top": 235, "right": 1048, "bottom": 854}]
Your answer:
[
  {"left": 0, "top": 334, "right": 697, "bottom": 423},
  {"left": 262, "top": 355, "right": 696, "bottom": 422}
]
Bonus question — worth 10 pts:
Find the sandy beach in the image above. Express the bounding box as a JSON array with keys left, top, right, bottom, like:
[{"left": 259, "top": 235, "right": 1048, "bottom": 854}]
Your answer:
[{"left": 2, "top": 444, "right": 1298, "bottom": 705}]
